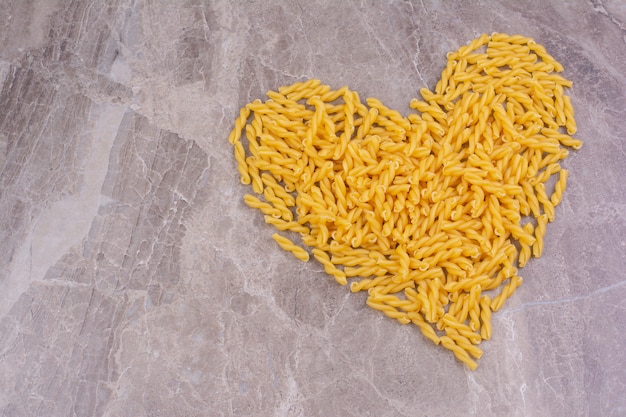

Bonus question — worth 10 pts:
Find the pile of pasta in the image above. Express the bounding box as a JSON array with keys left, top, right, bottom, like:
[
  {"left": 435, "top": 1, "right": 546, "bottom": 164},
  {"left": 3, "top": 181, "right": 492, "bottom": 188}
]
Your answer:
[{"left": 228, "top": 33, "right": 582, "bottom": 370}]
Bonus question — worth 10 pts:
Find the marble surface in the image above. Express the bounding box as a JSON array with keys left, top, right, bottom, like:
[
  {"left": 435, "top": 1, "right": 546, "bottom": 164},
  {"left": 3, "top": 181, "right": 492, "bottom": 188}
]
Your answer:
[{"left": 1, "top": 1, "right": 625, "bottom": 416}]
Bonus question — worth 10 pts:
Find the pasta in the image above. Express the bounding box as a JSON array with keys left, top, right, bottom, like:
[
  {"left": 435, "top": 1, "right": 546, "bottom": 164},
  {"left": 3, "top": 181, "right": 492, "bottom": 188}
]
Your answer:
[
  {"left": 228, "top": 33, "right": 582, "bottom": 369},
  {"left": 271, "top": 233, "right": 310, "bottom": 262}
]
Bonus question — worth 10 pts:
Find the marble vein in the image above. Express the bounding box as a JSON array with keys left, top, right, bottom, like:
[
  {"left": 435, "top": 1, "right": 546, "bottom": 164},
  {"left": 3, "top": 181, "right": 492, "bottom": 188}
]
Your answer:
[{"left": 503, "top": 278, "right": 626, "bottom": 316}]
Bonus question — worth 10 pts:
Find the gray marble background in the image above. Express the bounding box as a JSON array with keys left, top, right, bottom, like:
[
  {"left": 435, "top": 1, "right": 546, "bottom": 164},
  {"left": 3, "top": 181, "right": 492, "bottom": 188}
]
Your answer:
[{"left": 1, "top": 1, "right": 625, "bottom": 416}]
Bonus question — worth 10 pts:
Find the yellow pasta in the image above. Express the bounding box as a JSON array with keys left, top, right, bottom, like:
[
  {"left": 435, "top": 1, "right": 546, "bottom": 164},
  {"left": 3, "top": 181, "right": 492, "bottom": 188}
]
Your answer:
[
  {"left": 491, "top": 275, "right": 523, "bottom": 311},
  {"left": 312, "top": 248, "right": 347, "bottom": 285},
  {"left": 532, "top": 213, "right": 549, "bottom": 258},
  {"left": 408, "top": 311, "right": 441, "bottom": 345},
  {"left": 243, "top": 194, "right": 280, "bottom": 218},
  {"left": 479, "top": 295, "right": 492, "bottom": 340},
  {"left": 445, "top": 327, "right": 483, "bottom": 359},
  {"left": 271, "top": 233, "right": 310, "bottom": 262},
  {"left": 229, "top": 33, "right": 582, "bottom": 370},
  {"left": 227, "top": 106, "right": 251, "bottom": 145},
  {"left": 264, "top": 216, "right": 309, "bottom": 234},
  {"left": 440, "top": 335, "right": 479, "bottom": 371},
  {"left": 366, "top": 299, "right": 411, "bottom": 324},
  {"left": 551, "top": 169, "right": 569, "bottom": 207}
]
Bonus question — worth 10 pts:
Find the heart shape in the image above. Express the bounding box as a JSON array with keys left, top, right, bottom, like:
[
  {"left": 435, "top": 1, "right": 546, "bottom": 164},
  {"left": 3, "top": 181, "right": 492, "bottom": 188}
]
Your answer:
[{"left": 228, "top": 33, "right": 582, "bottom": 369}]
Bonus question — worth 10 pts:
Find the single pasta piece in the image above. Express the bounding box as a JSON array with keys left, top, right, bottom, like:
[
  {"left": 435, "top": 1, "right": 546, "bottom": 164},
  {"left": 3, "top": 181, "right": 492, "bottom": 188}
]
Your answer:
[
  {"left": 271, "top": 233, "right": 310, "bottom": 262},
  {"left": 551, "top": 169, "right": 569, "bottom": 207},
  {"left": 533, "top": 214, "right": 549, "bottom": 258},
  {"left": 491, "top": 275, "right": 523, "bottom": 312},
  {"left": 479, "top": 296, "right": 492, "bottom": 340},
  {"left": 312, "top": 248, "right": 347, "bottom": 285}
]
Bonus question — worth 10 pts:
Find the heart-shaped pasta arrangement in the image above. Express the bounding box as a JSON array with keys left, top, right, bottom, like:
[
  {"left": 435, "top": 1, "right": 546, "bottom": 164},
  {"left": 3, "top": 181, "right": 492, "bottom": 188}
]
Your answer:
[{"left": 228, "top": 33, "right": 582, "bottom": 369}]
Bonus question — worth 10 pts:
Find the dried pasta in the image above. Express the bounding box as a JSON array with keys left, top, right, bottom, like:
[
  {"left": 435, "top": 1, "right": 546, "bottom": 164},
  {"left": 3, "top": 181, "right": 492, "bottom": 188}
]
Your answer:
[
  {"left": 271, "top": 233, "right": 310, "bottom": 262},
  {"left": 228, "top": 33, "right": 582, "bottom": 369}
]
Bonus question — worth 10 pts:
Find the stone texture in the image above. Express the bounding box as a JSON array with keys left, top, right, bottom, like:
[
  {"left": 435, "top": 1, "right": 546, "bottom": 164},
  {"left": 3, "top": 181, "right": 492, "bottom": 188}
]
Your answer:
[{"left": 0, "top": 1, "right": 625, "bottom": 416}]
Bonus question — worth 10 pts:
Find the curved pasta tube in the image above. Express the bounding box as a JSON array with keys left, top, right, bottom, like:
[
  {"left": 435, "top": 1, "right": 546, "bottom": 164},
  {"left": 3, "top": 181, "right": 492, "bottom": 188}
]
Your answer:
[{"left": 271, "top": 233, "right": 310, "bottom": 262}]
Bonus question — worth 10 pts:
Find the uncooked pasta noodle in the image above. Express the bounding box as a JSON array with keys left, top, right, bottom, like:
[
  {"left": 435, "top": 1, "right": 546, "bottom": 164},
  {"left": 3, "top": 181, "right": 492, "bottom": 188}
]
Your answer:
[
  {"left": 271, "top": 233, "right": 310, "bottom": 262},
  {"left": 227, "top": 33, "right": 582, "bottom": 370}
]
